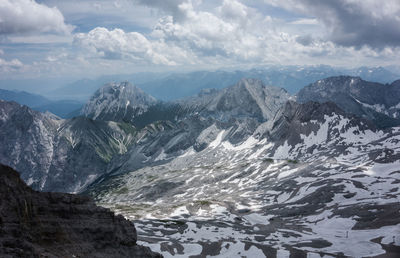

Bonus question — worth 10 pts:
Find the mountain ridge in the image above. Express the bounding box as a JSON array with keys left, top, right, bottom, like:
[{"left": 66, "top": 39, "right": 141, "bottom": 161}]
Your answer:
[{"left": 297, "top": 75, "right": 400, "bottom": 127}]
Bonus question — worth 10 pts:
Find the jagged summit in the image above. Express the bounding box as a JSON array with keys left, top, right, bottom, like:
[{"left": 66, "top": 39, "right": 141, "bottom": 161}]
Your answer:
[
  {"left": 178, "top": 78, "right": 290, "bottom": 121},
  {"left": 297, "top": 75, "right": 400, "bottom": 106},
  {"left": 81, "top": 81, "right": 157, "bottom": 122},
  {"left": 297, "top": 76, "right": 400, "bottom": 126}
]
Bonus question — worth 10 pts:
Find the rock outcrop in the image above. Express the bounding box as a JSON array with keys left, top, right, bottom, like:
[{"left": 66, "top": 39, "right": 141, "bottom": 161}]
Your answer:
[{"left": 0, "top": 164, "right": 162, "bottom": 258}]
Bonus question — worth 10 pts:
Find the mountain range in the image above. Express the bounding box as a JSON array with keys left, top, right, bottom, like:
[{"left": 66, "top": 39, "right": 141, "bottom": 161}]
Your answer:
[
  {"left": 0, "top": 88, "right": 83, "bottom": 118},
  {"left": 1, "top": 76, "right": 400, "bottom": 257},
  {"left": 37, "top": 65, "right": 400, "bottom": 102}
]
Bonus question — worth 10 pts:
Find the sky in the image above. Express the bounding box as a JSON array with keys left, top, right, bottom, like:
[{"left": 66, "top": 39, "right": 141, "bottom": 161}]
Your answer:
[{"left": 1, "top": 0, "right": 400, "bottom": 79}]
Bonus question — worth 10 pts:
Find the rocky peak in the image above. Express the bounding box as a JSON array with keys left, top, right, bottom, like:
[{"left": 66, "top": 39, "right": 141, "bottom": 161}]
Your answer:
[
  {"left": 297, "top": 76, "right": 400, "bottom": 126},
  {"left": 0, "top": 100, "right": 56, "bottom": 125},
  {"left": 81, "top": 81, "right": 157, "bottom": 122},
  {"left": 0, "top": 163, "right": 161, "bottom": 257},
  {"left": 298, "top": 76, "right": 388, "bottom": 105},
  {"left": 178, "top": 78, "right": 290, "bottom": 122},
  {"left": 215, "top": 78, "right": 290, "bottom": 120}
]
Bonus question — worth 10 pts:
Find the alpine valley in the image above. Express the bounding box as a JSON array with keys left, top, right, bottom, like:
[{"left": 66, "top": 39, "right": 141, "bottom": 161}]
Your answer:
[{"left": 1, "top": 76, "right": 400, "bottom": 257}]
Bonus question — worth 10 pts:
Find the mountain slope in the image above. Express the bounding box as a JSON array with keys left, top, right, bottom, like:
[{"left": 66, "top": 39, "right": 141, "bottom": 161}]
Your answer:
[
  {"left": 297, "top": 76, "right": 400, "bottom": 127},
  {"left": 81, "top": 81, "right": 157, "bottom": 122},
  {"left": 83, "top": 79, "right": 290, "bottom": 181},
  {"left": 0, "top": 100, "right": 137, "bottom": 193},
  {"left": 0, "top": 164, "right": 161, "bottom": 258},
  {"left": 88, "top": 101, "right": 400, "bottom": 257},
  {"left": 2, "top": 77, "right": 400, "bottom": 257}
]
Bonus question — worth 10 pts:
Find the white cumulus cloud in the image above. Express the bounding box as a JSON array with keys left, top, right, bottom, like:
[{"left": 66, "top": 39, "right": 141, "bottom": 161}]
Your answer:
[
  {"left": 73, "top": 0, "right": 383, "bottom": 67},
  {"left": 0, "top": 0, "right": 74, "bottom": 35},
  {"left": 73, "top": 27, "right": 183, "bottom": 65}
]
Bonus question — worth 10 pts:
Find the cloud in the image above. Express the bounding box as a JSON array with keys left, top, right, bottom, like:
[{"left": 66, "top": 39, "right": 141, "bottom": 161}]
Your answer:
[
  {"left": 151, "top": 0, "right": 271, "bottom": 62},
  {"left": 73, "top": 0, "right": 277, "bottom": 66},
  {"left": 73, "top": 27, "right": 180, "bottom": 65},
  {"left": 74, "top": 0, "right": 382, "bottom": 68},
  {"left": 0, "top": 49, "right": 22, "bottom": 68},
  {"left": 0, "top": 57, "right": 23, "bottom": 73},
  {"left": 296, "top": 35, "right": 314, "bottom": 46},
  {"left": 265, "top": 0, "right": 400, "bottom": 49},
  {"left": 290, "top": 18, "right": 318, "bottom": 25},
  {"left": 4, "top": 0, "right": 399, "bottom": 79},
  {"left": 134, "top": 0, "right": 188, "bottom": 21},
  {"left": 0, "top": 0, "right": 74, "bottom": 35}
]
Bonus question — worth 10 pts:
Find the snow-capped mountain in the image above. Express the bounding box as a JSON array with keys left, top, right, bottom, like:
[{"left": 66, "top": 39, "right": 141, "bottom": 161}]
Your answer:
[
  {"left": 0, "top": 79, "right": 290, "bottom": 192},
  {"left": 297, "top": 76, "right": 400, "bottom": 127},
  {"left": 81, "top": 81, "right": 157, "bottom": 122},
  {"left": 1, "top": 76, "right": 400, "bottom": 257},
  {"left": 87, "top": 99, "right": 400, "bottom": 257}
]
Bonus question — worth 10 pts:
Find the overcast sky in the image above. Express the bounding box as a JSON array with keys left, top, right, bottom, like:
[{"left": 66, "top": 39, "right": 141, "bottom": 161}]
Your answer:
[{"left": 1, "top": 0, "right": 400, "bottom": 79}]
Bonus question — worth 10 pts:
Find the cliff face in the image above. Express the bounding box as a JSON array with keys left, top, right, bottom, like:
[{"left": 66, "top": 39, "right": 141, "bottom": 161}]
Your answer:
[{"left": 0, "top": 164, "right": 161, "bottom": 258}]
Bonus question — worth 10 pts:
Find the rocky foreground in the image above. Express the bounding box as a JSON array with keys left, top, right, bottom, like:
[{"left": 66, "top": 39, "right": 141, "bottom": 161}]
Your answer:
[{"left": 0, "top": 164, "right": 162, "bottom": 258}]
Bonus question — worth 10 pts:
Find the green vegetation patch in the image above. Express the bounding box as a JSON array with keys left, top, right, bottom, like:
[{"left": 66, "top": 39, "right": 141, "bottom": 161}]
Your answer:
[
  {"left": 118, "top": 122, "right": 137, "bottom": 135},
  {"left": 147, "top": 175, "right": 158, "bottom": 182},
  {"left": 195, "top": 200, "right": 212, "bottom": 206},
  {"left": 95, "top": 146, "right": 112, "bottom": 163},
  {"left": 158, "top": 219, "right": 186, "bottom": 227},
  {"left": 113, "top": 186, "right": 129, "bottom": 195}
]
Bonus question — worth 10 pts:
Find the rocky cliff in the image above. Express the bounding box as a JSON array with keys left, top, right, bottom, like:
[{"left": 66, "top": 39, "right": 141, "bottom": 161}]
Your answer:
[{"left": 0, "top": 164, "right": 162, "bottom": 258}]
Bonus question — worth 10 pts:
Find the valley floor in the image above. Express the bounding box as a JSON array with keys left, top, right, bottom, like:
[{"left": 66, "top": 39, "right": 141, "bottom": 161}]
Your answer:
[{"left": 94, "top": 130, "right": 400, "bottom": 257}]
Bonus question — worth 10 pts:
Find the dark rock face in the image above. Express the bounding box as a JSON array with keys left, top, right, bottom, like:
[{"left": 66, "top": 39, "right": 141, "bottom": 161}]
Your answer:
[
  {"left": 264, "top": 101, "right": 346, "bottom": 142},
  {"left": 0, "top": 164, "right": 162, "bottom": 258}
]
